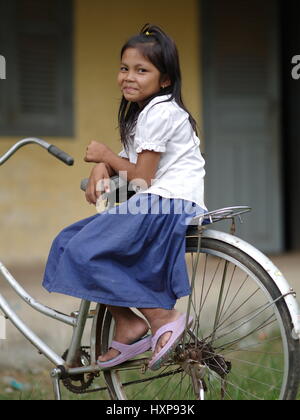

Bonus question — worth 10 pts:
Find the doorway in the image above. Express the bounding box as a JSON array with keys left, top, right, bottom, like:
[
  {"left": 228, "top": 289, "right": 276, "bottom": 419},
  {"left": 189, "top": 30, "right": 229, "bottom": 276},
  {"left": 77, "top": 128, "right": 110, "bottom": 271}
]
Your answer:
[{"left": 201, "top": 0, "right": 283, "bottom": 253}]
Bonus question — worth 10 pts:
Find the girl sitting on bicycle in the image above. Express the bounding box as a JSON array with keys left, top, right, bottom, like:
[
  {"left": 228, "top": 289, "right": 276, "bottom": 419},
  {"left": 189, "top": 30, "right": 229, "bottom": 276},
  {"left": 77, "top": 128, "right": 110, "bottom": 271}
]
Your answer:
[{"left": 43, "top": 24, "right": 206, "bottom": 371}]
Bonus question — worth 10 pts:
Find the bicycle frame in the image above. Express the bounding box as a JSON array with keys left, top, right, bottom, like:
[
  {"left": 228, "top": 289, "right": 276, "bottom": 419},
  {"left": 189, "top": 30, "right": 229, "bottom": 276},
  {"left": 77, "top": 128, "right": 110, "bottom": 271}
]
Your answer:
[
  {"left": 1, "top": 138, "right": 300, "bottom": 400},
  {"left": 0, "top": 138, "right": 100, "bottom": 398},
  {"left": 0, "top": 261, "right": 105, "bottom": 399},
  {"left": 0, "top": 260, "right": 98, "bottom": 365},
  {"left": 1, "top": 227, "right": 300, "bottom": 400},
  {"left": 2, "top": 226, "right": 300, "bottom": 351}
]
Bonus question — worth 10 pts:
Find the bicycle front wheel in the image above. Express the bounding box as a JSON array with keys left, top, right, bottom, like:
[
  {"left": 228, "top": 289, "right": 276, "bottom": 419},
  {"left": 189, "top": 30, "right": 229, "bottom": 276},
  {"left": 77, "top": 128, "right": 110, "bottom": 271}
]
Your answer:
[{"left": 99, "top": 236, "right": 300, "bottom": 400}]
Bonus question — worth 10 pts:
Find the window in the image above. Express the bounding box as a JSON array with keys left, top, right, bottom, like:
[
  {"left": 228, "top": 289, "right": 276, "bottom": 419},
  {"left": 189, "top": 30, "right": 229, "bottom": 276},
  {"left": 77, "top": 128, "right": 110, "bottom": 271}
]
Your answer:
[{"left": 0, "top": 0, "right": 74, "bottom": 137}]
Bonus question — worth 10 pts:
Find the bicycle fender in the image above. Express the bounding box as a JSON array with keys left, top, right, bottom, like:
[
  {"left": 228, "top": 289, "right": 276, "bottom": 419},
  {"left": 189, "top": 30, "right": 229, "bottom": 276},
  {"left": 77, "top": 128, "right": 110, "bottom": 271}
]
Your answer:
[{"left": 202, "top": 229, "right": 300, "bottom": 340}]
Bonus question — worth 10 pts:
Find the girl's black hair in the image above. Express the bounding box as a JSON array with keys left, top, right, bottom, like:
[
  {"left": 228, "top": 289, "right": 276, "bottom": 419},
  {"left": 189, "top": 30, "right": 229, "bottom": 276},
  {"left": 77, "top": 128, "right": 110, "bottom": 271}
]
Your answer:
[{"left": 118, "top": 24, "right": 198, "bottom": 150}]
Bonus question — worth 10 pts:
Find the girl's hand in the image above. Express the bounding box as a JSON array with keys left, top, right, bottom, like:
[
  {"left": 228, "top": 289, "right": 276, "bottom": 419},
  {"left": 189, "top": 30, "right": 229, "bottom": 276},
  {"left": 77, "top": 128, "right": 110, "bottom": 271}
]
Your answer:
[
  {"left": 84, "top": 141, "right": 111, "bottom": 163},
  {"left": 85, "top": 163, "right": 111, "bottom": 205}
]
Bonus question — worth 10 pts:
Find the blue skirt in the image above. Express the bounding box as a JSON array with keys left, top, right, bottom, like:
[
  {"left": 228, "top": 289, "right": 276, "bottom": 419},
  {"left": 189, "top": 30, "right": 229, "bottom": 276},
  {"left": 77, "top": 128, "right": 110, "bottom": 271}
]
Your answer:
[{"left": 43, "top": 194, "right": 204, "bottom": 310}]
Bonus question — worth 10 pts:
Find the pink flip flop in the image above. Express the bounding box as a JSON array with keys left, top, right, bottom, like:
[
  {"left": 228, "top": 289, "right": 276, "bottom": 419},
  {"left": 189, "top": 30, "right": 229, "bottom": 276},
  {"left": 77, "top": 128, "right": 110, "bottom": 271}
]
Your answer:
[
  {"left": 97, "top": 335, "right": 152, "bottom": 369},
  {"left": 148, "top": 313, "right": 193, "bottom": 371}
]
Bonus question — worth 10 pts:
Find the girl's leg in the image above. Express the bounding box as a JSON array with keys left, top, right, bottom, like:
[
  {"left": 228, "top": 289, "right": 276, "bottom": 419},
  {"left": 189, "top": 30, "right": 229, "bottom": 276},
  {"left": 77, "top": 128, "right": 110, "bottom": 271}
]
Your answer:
[
  {"left": 98, "top": 306, "right": 149, "bottom": 362},
  {"left": 138, "top": 308, "right": 181, "bottom": 358}
]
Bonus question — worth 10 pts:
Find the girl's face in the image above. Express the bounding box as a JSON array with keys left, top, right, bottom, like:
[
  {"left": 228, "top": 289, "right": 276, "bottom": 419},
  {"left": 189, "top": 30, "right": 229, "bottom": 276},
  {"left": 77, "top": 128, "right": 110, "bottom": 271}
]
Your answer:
[{"left": 118, "top": 47, "right": 169, "bottom": 107}]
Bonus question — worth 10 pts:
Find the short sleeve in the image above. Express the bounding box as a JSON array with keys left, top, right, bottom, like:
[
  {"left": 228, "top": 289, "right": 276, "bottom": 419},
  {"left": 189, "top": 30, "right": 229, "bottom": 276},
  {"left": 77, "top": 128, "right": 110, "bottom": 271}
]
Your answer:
[
  {"left": 118, "top": 148, "right": 129, "bottom": 159},
  {"left": 135, "top": 104, "right": 172, "bottom": 154}
]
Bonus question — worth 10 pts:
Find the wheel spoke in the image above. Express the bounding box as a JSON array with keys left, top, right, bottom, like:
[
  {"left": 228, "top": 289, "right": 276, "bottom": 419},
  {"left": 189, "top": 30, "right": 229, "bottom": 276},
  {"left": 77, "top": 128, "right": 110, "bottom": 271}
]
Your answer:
[{"left": 99, "top": 238, "right": 299, "bottom": 400}]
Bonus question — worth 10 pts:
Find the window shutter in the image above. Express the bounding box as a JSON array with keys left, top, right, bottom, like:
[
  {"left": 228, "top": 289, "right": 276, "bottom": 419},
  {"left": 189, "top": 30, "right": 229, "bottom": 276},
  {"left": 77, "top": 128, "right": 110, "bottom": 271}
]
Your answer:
[
  {"left": 0, "top": 0, "right": 74, "bottom": 137},
  {"left": 18, "top": 34, "right": 58, "bottom": 115}
]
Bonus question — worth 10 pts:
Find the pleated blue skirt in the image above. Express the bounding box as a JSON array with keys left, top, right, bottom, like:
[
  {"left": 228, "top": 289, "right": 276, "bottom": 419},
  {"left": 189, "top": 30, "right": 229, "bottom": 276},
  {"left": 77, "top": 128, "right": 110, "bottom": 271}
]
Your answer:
[{"left": 43, "top": 193, "right": 204, "bottom": 310}]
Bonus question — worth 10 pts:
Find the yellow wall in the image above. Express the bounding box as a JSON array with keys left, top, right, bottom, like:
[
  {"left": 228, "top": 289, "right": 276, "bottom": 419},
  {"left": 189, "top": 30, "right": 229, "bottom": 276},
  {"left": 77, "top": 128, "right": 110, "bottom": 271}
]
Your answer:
[{"left": 0, "top": 0, "right": 202, "bottom": 265}]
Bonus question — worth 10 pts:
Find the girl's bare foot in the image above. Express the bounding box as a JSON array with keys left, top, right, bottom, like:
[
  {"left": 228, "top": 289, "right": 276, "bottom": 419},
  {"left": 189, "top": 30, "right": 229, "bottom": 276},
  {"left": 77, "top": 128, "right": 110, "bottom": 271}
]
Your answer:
[{"left": 98, "top": 311, "right": 149, "bottom": 363}]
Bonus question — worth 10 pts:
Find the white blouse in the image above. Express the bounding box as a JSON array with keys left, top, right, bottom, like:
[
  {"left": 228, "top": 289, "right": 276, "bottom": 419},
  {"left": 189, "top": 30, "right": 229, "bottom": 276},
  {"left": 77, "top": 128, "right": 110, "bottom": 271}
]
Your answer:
[{"left": 118, "top": 95, "right": 206, "bottom": 210}]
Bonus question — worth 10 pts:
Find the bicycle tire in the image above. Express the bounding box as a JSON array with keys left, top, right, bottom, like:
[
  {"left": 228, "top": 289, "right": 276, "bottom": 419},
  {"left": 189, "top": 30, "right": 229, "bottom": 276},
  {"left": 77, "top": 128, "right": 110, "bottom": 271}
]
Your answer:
[{"left": 97, "top": 236, "right": 300, "bottom": 400}]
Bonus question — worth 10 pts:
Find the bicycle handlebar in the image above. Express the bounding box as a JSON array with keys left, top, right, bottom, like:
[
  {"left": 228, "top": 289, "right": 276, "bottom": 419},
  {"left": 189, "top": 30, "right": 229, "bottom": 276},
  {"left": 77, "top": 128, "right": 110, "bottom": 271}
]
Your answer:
[
  {"left": 47, "top": 144, "right": 74, "bottom": 166},
  {"left": 0, "top": 137, "right": 74, "bottom": 166}
]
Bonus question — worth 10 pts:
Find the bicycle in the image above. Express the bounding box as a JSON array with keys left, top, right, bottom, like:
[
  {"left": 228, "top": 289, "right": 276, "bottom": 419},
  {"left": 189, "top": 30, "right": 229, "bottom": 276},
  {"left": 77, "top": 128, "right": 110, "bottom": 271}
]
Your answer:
[{"left": 0, "top": 138, "right": 299, "bottom": 400}]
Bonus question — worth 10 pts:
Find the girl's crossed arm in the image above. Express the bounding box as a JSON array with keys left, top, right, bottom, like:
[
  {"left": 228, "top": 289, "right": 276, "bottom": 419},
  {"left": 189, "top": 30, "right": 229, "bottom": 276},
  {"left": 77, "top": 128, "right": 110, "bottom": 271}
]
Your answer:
[{"left": 85, "top": 140, "right": 161, "bottom": 189}]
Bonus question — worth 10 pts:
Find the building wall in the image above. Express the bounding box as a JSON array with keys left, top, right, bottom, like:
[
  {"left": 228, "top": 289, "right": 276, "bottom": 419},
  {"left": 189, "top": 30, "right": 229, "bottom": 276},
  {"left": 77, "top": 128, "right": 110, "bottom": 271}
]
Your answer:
[{"left": 0, "top": 0, "right": 202, "bottom": 264}]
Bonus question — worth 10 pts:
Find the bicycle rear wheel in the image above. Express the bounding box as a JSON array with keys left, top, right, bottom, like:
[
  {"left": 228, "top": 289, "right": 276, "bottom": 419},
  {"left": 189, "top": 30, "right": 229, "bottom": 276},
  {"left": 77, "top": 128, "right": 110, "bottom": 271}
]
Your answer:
[{"left": 98, "top": 236, "right": 300, "bottom": 400}]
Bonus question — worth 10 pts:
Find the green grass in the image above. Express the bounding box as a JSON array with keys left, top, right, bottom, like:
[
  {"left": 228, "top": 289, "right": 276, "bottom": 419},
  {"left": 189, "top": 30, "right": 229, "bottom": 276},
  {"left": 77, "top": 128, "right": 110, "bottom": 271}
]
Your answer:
[
  {"left": 1, "top": 339, "right": 299, "bottom": 400},
  {"left": 0, "top": 368, "right": 110, "bottom": 400},
  {"left": 0, "top": 367, "right": 299, "bottom": 401}
]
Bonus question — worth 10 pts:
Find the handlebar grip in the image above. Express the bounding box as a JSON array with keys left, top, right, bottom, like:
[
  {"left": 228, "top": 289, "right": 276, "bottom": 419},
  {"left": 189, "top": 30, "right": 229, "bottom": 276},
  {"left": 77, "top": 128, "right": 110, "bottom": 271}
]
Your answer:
[
  {"left": 80, "top": 178, "right": 89, "bottom": 192},
  {"left": 48, "top": 145, "right": 74, "bottom": 166}
]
